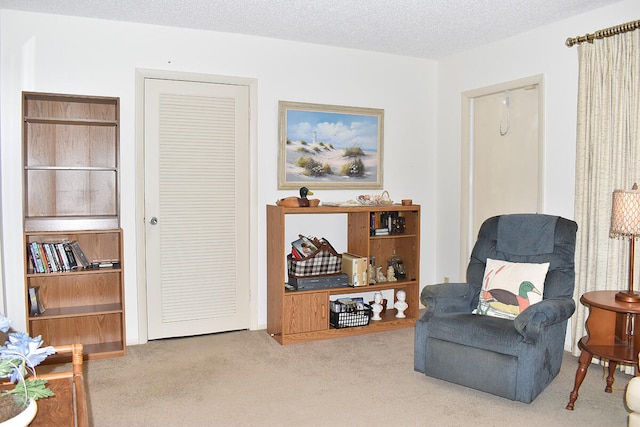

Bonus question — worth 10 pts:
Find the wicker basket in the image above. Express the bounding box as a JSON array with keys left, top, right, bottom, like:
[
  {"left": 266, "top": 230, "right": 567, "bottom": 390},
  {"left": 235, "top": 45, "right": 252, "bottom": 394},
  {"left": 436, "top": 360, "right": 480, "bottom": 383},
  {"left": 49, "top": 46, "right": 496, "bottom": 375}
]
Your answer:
[
  {"left": 356, "top": 190, "right": 393, "bottom": 206},
  {"left": 287, "top": 241, "right": 342, "bottom": 278},
  {"left": 330, "top": 305, "right": 372, "bottom": 329}
]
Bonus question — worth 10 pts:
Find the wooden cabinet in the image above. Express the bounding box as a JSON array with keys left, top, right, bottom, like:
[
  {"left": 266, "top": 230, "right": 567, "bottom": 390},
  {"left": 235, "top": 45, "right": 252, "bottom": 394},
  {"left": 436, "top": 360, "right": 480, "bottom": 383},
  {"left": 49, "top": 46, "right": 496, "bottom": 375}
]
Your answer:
[
  {"left": 22, "top": 92, "right": 125, "bottom": 360},
  {"left": 267, "top": 204, "right": 420, "bottom": 344},
  {"left": 283, "top": 292, "right": 329, "bottom": 334}
]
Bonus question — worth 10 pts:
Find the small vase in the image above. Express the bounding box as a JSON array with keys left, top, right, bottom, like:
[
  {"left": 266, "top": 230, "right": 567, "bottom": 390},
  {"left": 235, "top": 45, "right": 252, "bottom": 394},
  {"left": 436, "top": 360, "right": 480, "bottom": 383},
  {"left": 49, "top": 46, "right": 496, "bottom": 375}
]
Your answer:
[{"left": 0, "top": 399, "right": 37, "bottom": 427}]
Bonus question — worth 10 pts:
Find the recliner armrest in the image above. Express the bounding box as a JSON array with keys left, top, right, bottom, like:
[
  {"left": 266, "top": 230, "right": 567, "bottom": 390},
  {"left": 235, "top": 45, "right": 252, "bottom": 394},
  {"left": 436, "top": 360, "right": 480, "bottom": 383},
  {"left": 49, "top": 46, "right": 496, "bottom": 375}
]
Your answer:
[
  {"left": 513, "top": 298, "right": 576, "bottom": 343},
  {"left": 420, "top": 283, "right": 478, "bottom": 320}
]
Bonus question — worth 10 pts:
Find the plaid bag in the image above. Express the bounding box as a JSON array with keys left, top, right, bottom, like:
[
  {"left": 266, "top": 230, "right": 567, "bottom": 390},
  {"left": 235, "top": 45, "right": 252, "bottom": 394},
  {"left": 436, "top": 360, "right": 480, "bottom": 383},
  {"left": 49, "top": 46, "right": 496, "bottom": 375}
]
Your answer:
[{"left": 287, "top": 242, "right": 343, "bottom": 278}]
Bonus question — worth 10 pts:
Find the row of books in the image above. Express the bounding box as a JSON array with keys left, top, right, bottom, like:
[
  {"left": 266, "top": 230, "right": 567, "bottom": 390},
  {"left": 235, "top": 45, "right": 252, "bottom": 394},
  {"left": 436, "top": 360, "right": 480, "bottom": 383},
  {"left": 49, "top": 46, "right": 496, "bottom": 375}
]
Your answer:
[
  {"left": 27, "top": 240, "right": 90, "bottom": 273},
  {"left": 369, "top": 211, "right": 406, "bottom": 236}
]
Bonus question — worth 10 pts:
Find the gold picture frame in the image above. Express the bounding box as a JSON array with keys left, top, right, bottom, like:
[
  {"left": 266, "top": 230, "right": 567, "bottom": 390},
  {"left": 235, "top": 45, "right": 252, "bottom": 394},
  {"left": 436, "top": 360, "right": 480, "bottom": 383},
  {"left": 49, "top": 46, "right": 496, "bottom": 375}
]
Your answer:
[{"left": 278, "top": 101, "right": 384, "bottom": 190}]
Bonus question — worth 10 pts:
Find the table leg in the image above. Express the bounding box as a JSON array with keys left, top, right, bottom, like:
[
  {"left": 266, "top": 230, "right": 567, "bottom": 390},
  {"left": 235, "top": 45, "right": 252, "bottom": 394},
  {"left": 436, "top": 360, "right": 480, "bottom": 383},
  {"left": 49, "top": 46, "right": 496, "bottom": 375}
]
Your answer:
[
  {"left": 605, "top": 360, "right": 617, "bottom": 393},
  {"left": 566, "top": 349, "right": 593, "bottom": 410}
]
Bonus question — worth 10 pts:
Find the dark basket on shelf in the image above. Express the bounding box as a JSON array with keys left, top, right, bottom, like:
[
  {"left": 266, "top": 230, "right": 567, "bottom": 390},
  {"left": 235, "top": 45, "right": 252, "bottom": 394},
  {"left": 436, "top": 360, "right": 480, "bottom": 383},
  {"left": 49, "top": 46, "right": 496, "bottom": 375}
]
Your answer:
[{"left": 329, "top": 304, "right": 372, "bottom": 329}]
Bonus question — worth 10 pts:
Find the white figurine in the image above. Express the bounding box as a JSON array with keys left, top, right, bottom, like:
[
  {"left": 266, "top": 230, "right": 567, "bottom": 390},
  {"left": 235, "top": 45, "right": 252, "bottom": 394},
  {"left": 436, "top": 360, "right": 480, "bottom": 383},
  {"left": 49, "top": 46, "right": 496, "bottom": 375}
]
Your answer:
[
  {"left": 368, "top": 263, "right": 376, "bottom": 284},
  {"left": 387, "top": 265, "right": 397, "bottom": 282},
  {"left": 395, "top": 290, "right": 408, "bottom": 318},
  {"left": 371, "top": 292, "right": 383, "bottom": 321},
  {"left": 376, "top": 266, "right": 387, "bottom": 282}
]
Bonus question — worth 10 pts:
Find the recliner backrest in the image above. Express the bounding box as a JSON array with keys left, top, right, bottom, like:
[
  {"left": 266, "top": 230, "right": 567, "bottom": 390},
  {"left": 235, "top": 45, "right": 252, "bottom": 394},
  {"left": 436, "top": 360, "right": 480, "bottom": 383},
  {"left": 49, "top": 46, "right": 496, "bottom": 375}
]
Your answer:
[{"left": 467, "top": 214, "right": 578, "bottom": 303}]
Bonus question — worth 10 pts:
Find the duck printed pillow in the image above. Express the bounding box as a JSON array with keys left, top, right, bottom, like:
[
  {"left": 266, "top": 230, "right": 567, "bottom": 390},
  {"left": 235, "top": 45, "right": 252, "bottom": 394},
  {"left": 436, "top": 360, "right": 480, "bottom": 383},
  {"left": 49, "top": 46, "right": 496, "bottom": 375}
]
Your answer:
[{"left": 476, "top": 258, "right": 549, "bottom": 320}]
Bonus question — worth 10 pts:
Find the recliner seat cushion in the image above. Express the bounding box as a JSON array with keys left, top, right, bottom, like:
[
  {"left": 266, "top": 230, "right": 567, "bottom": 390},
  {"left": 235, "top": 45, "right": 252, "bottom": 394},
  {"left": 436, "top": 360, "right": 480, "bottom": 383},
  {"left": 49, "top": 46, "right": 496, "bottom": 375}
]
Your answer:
[{"left": 423, "top": 313, "right": 523, "bottom": 356}]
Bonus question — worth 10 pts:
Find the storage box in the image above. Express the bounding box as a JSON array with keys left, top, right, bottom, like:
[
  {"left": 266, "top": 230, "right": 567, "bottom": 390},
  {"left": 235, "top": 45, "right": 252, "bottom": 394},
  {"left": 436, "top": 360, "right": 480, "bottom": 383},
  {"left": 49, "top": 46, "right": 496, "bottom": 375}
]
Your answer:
[
  {"left": 329, "top": 304, "right": 372, "bottom": 329},
  {"left": 341, "top": 252, "right": 368, "bottom": 287}
]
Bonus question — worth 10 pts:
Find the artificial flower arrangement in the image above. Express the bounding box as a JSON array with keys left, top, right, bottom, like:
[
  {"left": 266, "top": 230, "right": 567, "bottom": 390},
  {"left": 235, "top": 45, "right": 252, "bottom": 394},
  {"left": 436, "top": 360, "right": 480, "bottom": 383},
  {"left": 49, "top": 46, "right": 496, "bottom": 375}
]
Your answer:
[{"left": 0, "top": 313, "right": 55, "bottom": 421}]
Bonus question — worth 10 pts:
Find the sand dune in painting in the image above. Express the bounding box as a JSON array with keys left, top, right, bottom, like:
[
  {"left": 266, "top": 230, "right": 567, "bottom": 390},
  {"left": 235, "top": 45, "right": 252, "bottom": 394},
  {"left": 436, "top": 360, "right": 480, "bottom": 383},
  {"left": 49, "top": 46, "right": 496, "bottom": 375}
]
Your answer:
[{"left": 284, "top": 140, "right": 378, "bottom": 184}]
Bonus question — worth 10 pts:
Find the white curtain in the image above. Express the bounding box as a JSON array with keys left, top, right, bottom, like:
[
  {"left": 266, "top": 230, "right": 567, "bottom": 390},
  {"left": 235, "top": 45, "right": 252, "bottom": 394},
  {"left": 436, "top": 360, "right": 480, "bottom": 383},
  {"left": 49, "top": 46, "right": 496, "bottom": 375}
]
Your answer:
[{"left": 572, "top": 30, "right": 640, "bottom": 373}]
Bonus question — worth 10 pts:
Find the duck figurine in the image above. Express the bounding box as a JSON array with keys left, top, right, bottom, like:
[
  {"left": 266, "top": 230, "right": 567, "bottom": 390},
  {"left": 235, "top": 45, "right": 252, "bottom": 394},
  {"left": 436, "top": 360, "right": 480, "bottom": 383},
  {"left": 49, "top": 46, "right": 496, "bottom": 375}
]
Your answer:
[{"left": 276, "top": 187, "right": 320, "bottom": 207}]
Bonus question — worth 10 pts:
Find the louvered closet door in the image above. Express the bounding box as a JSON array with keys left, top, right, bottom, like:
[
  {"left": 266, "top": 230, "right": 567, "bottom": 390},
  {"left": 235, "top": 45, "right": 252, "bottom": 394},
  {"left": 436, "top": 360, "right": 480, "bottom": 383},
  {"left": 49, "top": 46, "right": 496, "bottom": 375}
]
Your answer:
[{"left": 144, "top": 78, "right": 250, "bottom": 339}]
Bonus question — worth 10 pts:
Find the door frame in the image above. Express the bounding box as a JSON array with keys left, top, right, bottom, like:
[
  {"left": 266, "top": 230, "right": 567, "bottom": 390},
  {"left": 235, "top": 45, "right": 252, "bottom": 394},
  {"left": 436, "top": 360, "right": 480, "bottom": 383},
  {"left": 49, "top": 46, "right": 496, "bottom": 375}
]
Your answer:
[
  {"left": 134, "top": 69, "right": 259, "bottom": 344},
  {"left": 459, "top": 74, "right": 545, "bottom": 278}
]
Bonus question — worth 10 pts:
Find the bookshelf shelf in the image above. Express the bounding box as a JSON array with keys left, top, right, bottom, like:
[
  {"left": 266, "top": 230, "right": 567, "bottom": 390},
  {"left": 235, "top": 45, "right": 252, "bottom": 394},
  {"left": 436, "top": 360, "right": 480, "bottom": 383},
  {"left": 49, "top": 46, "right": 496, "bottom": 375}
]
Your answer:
[
  {"left": 24, "top": 117, "right": 118, "bottom": 126},
  {"left": 30, "top": 304, "right": 124, "bottom": 319},
  {"left": 26, "top": 266, "right": 122, "bottom": 277},
  {"left": 370, "top": 233, "right": 417, "bottom": 239},
  {"left": 23, "top": 92, "right": 125, "bottom": 360},
  {"left": 26, "top": 166, "right": 117, "bottom": 171},
  {"left": 267, "top": 204, "right": 420, "bottom": 345}
]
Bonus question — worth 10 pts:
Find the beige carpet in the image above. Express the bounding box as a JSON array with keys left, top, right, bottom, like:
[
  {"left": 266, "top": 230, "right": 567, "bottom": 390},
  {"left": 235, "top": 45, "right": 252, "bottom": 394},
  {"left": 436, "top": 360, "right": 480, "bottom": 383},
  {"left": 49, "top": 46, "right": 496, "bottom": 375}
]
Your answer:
[{"left": 59, "top": 327, "right": 631, "bottom": 426}]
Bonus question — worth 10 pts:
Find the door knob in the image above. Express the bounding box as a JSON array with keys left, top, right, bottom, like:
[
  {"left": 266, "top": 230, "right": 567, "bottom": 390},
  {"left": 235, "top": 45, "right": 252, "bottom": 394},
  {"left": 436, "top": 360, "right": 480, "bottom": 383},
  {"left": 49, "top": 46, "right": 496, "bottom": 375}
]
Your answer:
[{"left": 149, "top": 217, "right": 158, "bottom": 225}]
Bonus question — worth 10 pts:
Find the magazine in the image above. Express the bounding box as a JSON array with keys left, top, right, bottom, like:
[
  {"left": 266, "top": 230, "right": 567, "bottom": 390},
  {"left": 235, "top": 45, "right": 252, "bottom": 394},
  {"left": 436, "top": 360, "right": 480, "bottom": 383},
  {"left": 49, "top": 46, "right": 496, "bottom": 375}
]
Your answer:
[{"left": 291, "top": 235, "right": 318, "bottom": 258}]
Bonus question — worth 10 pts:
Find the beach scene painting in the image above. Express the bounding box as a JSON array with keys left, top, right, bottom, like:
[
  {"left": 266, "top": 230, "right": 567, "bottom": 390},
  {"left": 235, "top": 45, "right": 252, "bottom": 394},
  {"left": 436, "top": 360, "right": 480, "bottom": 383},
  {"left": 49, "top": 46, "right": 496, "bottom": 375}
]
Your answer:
[{"left": 278, "top": 101, "right": 384, "bottom": 189}]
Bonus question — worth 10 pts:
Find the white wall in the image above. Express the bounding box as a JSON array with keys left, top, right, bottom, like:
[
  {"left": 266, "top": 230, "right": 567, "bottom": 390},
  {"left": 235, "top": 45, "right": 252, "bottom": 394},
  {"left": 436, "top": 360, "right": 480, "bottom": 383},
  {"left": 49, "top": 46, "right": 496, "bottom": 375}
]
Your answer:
[
  {"left": 435, "top": 0, "right": 640, "bottom": 282},
  {"left": 0, "top": 10, "right": 437, "bottom": 341}
]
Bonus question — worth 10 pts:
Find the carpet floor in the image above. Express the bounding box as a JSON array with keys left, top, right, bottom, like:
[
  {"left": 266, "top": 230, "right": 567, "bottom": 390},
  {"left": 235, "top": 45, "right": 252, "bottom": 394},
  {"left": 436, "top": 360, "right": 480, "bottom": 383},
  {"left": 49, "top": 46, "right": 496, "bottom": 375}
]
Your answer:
[{"left": 54, "top": 327, "right": 632, "bottom": 426}]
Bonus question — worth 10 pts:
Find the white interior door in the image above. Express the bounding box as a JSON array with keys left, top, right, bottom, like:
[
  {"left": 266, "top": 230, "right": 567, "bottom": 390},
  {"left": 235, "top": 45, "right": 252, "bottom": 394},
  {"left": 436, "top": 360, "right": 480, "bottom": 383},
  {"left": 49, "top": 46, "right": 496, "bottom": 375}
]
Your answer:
[
  {"left": 144, "top": 78, "right": 250, "bottom": 339},
  {"left": 460, "top": 77, "right": 543, "bottom": 276},
  {"left": 472, "top": 85, "right": 540, "bottom": 236}
]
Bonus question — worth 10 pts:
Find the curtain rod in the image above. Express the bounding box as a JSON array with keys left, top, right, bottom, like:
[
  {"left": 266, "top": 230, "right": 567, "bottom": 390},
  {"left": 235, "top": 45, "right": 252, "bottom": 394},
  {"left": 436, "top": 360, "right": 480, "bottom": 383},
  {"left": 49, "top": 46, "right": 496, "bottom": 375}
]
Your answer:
[{"left": 565, "top": 19, "right": 640, "bottom": 47}]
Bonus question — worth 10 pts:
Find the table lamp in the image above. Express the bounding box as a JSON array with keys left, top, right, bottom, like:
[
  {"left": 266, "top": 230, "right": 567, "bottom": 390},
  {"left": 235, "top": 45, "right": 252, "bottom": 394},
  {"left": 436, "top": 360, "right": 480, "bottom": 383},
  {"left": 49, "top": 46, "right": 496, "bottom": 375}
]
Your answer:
[{"left": 610, "top": 183, "right": 640, "bottom": 303}]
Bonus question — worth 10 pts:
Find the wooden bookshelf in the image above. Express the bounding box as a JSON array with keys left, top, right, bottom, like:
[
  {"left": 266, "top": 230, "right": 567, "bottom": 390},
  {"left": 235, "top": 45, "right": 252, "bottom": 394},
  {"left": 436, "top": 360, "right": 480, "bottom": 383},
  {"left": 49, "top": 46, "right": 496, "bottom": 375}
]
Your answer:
[
  {"left": 266, "top": 204, "right": 420, "bottom": 345},
  {"left": 22, "top": 92, "right": 125, "bottom": 360}
]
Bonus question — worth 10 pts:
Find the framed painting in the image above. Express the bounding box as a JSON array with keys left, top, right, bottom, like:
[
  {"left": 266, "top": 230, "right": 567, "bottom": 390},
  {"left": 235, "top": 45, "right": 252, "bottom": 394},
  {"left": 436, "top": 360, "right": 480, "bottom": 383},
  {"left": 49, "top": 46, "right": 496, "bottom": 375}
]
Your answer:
[{"left": 278, "top": 101, "right": 384, "bottom": 190}]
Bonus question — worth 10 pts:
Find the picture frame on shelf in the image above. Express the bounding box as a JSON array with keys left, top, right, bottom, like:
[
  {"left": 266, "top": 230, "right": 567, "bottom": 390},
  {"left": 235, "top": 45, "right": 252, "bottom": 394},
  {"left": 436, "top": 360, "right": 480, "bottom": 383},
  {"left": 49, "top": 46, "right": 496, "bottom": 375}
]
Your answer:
[
  {"left": 28, "top": 285, "right": 45, "bottom": 316},
  {"left": 278, "top": 101, "right": 384, "bottom": 190}
]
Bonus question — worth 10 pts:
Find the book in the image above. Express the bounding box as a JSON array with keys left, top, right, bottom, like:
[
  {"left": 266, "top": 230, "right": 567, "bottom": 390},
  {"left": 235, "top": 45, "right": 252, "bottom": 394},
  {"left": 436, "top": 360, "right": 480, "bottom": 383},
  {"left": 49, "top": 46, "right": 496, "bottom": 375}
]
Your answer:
[
  {"left": 49, "top": 243, "right": 62, "bottom": 272},
  {"left": 43, "top": 243, "right": 58, "bottom": 272},
  {"left": 70, "top": 241, "right": 90, "bottom": 268},
  {"left": 36, "top": 243, "right": 48, "bottom": 273},
  {"left": 291, "top": 235, "right": 318, "bottom": 258},
  {"left": 28, "top": 286, "right": 45, "bottom": 316},
  {"left": 28, "top": 243, "right": 43, "bottom": 273},
  {"left": 63, "top": 241, "right": 78, "bottom": 269},
  {"left": 56, "top": 242, "right": 70, "bottom": 271},
  {"left": 291, "top": 247, "right": 302, "bottom": 259},
  {"left": 27, "top": 249, "right": 37, "bottom": 272},
  {"left": 28, "top": 287, "right": 38, "bottom": 316},
  {"left": 374, "top": 228, "right": 389, "bottom": 236}
]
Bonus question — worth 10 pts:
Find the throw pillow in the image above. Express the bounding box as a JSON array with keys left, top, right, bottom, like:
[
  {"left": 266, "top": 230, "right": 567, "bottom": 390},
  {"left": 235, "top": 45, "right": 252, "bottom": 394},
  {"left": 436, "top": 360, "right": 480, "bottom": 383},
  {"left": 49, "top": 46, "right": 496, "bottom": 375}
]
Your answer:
[{"left": 476, "top": 258, "right": 549, "bottom": 319}]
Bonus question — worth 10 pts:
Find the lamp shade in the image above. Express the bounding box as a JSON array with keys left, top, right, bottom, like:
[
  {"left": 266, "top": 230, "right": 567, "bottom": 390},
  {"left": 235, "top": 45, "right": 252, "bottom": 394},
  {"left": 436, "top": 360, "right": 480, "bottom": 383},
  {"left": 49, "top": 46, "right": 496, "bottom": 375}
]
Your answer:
[{"left": 610, "top": 186, "right": 640, "bottom": 238}]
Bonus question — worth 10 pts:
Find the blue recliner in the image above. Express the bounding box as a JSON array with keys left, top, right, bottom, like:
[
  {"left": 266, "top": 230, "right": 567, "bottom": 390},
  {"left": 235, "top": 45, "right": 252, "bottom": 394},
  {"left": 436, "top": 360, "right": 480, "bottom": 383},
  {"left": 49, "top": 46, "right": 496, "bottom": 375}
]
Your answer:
[{"left": 414, "top": 214, "right": 578, "bottom": 403}]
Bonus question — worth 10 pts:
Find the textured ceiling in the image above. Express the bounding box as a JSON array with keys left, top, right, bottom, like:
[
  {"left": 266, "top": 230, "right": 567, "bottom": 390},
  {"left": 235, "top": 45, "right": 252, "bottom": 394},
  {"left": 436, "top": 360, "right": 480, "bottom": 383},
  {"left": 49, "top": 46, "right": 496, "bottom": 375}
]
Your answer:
[{"left": 0, "top": 0, "right": 623, "bottom": 59}]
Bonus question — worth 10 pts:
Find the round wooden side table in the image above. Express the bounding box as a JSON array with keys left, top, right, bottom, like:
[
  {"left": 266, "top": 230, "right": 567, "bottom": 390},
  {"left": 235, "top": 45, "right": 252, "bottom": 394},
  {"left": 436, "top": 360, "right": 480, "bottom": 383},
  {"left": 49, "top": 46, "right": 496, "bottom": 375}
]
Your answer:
[{"left": 566, "top": 290, "right": 640, "bottom": 410}]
